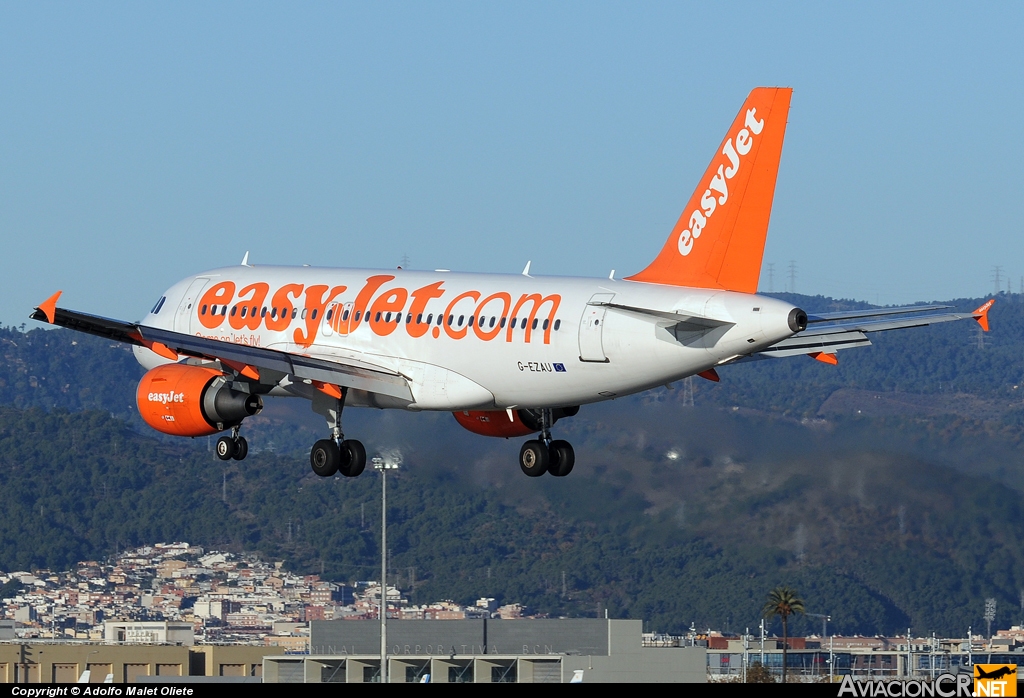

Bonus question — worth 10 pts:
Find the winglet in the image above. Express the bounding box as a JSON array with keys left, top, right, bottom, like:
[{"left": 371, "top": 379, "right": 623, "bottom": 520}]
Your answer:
[
  {"left": 973, "top": 299, "right": 994, "bottom": 332},
  {"left": 241, "top": 251, "right": 250, "bottom": 266},
  {"left": 35, "top": 290, "right": 63, "bottom": 324}
]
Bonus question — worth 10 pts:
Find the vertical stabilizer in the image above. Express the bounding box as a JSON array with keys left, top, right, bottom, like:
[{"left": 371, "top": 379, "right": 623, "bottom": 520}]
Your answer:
[{"left": 626, "top": 87, "right": 792, "bottom": 293}]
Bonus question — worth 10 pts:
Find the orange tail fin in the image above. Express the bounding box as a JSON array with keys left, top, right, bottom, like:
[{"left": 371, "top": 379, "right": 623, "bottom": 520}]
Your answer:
[{"left": 626, "top": 87, "right": 792, "bottom": 293}]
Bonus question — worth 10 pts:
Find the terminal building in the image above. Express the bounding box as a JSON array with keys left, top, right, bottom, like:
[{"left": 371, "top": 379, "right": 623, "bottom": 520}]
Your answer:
[{"left": 262, "top": 618, "right": 706, "bottom": 683}]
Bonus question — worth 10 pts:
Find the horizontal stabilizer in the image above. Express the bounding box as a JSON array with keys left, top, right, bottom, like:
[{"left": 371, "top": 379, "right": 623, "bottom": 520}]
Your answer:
[
  {"left": 593, "top": 301, "right": 733, "bottom": 330},
  {"left": 807, "top": 305, "right": 950, "bottom": 323}
]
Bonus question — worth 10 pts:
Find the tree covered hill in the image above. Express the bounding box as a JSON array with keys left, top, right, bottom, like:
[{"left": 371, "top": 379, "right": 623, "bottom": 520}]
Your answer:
[{"left": 2, "top": 402, "right": 1024, "bottom": 638}]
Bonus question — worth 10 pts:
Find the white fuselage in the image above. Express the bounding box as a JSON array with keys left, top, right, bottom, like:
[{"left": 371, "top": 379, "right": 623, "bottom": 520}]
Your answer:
[{"left": 134, "top": 266, "right": 800, "bottom": 411}]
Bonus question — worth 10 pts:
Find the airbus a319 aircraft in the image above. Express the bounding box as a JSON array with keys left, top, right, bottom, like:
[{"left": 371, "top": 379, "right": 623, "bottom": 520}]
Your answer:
[{"left": 31, "top": 87, "right": 993, "bottom": 479}]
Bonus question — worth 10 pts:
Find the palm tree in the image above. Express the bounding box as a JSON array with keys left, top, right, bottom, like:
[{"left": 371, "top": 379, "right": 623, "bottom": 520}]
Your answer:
[{"left": 763, "top": 586, "right": 805, "bottom": 683}]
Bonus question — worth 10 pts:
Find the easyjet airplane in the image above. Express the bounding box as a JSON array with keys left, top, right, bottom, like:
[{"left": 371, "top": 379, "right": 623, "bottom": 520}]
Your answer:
[{"left": 31, "top": 87, "right": 993, "bottom": 479}]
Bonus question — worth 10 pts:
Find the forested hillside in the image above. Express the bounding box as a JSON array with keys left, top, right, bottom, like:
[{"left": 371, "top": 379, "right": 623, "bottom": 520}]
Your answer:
[{"left": 1, "top": 291, "right": 1024, "bottom": 637}]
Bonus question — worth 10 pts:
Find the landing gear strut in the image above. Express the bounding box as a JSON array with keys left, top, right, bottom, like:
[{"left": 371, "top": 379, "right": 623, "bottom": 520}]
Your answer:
[
  {"left": 216, "top": 425, "right": 249, "bottom": 461},
  {"left": 310, "top": 388, "right": 366, "bottom": 478},
  {"left": 519, "top": 408, "right": 575, "bottom": 477}
]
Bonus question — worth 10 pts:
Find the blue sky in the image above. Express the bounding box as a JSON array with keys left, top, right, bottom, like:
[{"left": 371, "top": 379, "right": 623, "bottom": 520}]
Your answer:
[{"left": 3, "top": 2, "right": 1022, "bottom": 326}]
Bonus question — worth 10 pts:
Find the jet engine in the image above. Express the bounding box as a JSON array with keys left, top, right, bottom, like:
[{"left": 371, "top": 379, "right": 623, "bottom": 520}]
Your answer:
[
  {"left": 137, "top": 364, "right": 263, "bottom": 437},
  {"left": 453, "top": 406, "right": 579, "bottom": 438}
]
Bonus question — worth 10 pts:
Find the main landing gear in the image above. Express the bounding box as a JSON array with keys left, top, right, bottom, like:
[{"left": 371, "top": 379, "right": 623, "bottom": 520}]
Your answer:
[
  {"left": 519, "top": 408, "right": 575, "bottom": 478},
  {"left": 216, "top": 426, "right": 248, "bottom": 461},
  {"left": 309, "top": 388, "right": 367, "bottom": 478}
]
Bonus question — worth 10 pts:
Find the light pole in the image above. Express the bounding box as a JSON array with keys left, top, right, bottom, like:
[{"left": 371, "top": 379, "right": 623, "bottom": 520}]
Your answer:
[{"left": 374, "top": 454, "right": 400, "bottom": 684}]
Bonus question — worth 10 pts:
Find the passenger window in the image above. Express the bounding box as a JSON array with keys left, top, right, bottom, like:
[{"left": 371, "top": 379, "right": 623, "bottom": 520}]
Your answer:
[
  {"left": 355, "top": 310, "right": 362, "bottom": 321},
  {"left": 522, "top": 319, "right": 528, "bottom": 329},
  {"left": 272, "top": 307, "right": 278, "bottom": 319},
  {"left": 554, "top": 319, "right": 561, "bottom": 331},
  {"left": 447, "top": 315, "right": 454, "bottom": 326},
  {"left": 343, "top": 309, "right": 350, "bottom": 321},
  {"left": 542, "top": 319, "right": 549, "bottom": 330},
  {"left": 511, "top": 317, "right": 517, "bottom": 327},
  {"left": 426, "top": 314, "right": 433, "bottom": 324},
  {"left": 311, "top": 308, "right": 318, "bottom": 320},
  {"left": 232, "top": 306, "right": 239, "bottom": 317},
  {"left": 594, "top": 319, "right": 599, "bottom": 326},
  {"left": 292, "top": 308, "right": 298, "bottom": 319},
  {"left": 200, "top": 305, "right": 207, "bottom": 315},
  {"left": 468, "top": 315, "right": 474, "bottom": 327},
  {"left": 261, "top": 307, "right": 267, "bottom": 318},
  {"left": 241, "top": 307, "right": 247, "bottom": 318},
  {"left": 458, "top": 315, "right": 464, "bottom": 327},
  {"left": 532, "top": 319, "right": 538, "bottom": 330},
  {"left": 301, "top": 309, "right": 308, "bottom": 319},
  {"left": 489, "top": 317, "right": 495, "bottom": 328},
  {"left": 385, "top": 312, "right": 392, "bottom": 322},
  {"left": 407, "top": 313, "right": 413, "bottom": 323},
  {"left": 416, "top": 313, "right": 422, "bottom": 324},
  {"left": 326, "top": 308, "right": 333, "bottom": 321},
  {"left": 500, "top": 317, "right": 506, "bottom": 328}
]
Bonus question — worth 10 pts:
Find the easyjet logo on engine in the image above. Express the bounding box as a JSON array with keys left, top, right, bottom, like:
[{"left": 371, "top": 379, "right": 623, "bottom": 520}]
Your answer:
[
  {"left": 677, "top": 107, "right": 764, "bottom": 256},
  {"left": 148, "top": 391, "right": 186, "bottom": 404},
  {"left": 196, "top": 276, "right": 562, "bottom": 348}
]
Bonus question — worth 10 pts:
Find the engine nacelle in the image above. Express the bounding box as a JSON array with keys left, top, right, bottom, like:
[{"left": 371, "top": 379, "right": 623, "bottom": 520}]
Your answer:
[
  {"left": 137, "top": 364, "right": 263, "bottom": 437},
  {"left": 453, "top": 406, "right": 579, "bottom": 438}
]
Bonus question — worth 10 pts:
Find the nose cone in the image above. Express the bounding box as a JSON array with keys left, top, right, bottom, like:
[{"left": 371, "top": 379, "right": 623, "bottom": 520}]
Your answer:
[{"left": 788, "top": 308, "right": 808, "bottom": 333}]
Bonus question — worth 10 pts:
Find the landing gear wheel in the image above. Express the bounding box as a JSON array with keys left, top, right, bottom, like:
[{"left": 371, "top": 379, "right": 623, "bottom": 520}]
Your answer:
[
  {"left": 310, "top": 439, "right": 341, "bottom": 477},
  {"left": 339, "top": 440, "right": 366, "bottom": 477},
  {"left": 547, "top": 440, "right": 575, "bottom": 477},
  {"left": 216, "top": 436, "right": 236, "bottom": 461},
  {"left": 519, "top": 440, "right": 549, "bottom": 477},
  {"left": 232, "top": 436, "right": 248, "bottom": 461}
]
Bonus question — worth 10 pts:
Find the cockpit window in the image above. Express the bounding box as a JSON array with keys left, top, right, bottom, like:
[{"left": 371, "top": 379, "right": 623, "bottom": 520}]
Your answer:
[{"left": 151, "top": 297, "right": 166, "bottom": 314}]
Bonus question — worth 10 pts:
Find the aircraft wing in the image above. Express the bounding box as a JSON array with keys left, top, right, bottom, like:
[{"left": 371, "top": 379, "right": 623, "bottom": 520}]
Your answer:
[
  {"left": 30, "top": 292, "right": 414, "bottom": 401},
  {"left": 754, "top": 300, "right": 994, "bottom": 361}
]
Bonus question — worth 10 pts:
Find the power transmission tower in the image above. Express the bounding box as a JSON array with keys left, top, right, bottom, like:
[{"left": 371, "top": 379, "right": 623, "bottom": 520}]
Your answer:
[
  {"left": 992, "top": 266, "right": 1003, "bottom": 295},
  {"left": 681, "top": 376, "right": 695, "bottom": 407},
  {"left": 788, "top": 260, "right": 797, "bottom": 294},
  {"left": 985, "top": 598, "right": 996, "bottom": 644},
  {"left": 766, "top": 263, "right": 775, "bottom": 293},
  {"left": 399, "top": 253, "right": 411, "bottom": 269}
]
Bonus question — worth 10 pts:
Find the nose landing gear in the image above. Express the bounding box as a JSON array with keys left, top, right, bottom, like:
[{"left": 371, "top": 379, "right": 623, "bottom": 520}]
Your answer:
[{"left": 518, "top": 408, "right": 576, "bottom": 477}]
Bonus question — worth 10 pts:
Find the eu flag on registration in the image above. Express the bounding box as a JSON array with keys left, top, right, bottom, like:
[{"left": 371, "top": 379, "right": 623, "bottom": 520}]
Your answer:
[{"left": 553, "top": 363, "right": 566, "bottom": 372}]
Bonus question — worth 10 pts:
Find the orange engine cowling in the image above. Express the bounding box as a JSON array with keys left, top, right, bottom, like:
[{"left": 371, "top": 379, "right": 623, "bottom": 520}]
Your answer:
[
  {"left": 137, "top": 364, "right": 263, "bottom": 437},
  {"left": 453, "top": 406, "right": 579, "bottom": 438}
]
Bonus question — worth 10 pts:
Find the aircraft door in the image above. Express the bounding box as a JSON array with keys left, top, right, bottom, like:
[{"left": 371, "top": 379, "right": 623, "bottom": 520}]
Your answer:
[
  {"left": 175, "top": 278, "right": 209, "bottom": 334},
  {"left": 578, "top": 293, "right": 614, "bottom": 362}
]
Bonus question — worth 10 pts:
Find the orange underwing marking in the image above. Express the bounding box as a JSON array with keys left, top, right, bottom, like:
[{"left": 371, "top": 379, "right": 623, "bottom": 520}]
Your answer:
[
  {"left": 697, "top": 368, "right": 720, "bottom": 382},
  {"left": 973, "top": 298, "right": 995, "bottom": 332},
  {"left": 809, "top": 352, "right": 838, "bottom": 365},
  {"left": 144, "top": 341, "right": 179, "bottom": 361},
  {"left": 36, "top": 290, "right": 62, "bottom": 324},
  {"left": 312, "top": 381, "right": 343, "bottom": 399},
  {"left": 220, "top": 359, "right": 260, "bottom": 380}
]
